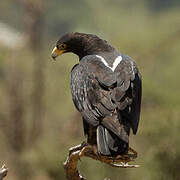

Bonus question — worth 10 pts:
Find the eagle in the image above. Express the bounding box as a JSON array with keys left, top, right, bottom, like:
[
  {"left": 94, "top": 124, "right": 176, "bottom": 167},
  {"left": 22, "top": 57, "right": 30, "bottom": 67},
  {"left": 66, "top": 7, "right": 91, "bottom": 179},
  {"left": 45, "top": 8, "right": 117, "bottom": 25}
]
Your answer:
[{"left": 51, "top": 32, "right": 142, "bottom": 156}]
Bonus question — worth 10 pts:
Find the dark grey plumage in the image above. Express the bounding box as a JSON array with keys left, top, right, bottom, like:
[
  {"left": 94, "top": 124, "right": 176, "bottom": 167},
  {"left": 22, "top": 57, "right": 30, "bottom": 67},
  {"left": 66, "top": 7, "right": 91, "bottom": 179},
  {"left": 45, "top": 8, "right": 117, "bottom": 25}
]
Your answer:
[
  {"left": 52, "top": 32, "right": 142, "bottom": 156},
  {"left": 70, "top": 54, "right": 141, "bottom": 155}
]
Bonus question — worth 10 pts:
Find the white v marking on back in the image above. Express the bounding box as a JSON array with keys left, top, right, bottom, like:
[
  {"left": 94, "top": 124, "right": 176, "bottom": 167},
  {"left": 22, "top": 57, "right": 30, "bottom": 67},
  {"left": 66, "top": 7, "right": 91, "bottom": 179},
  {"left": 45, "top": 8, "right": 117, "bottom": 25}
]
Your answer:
[{"left": 96, "top": 55, "right": 122, "bottom": 71}]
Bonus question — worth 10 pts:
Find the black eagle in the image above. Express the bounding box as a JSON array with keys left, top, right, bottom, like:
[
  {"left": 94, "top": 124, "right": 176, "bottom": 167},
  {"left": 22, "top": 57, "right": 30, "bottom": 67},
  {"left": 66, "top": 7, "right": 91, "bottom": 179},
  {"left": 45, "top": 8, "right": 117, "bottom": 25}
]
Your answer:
[{"left": 51, "top": 32, "right": 142, "bottom": 156}]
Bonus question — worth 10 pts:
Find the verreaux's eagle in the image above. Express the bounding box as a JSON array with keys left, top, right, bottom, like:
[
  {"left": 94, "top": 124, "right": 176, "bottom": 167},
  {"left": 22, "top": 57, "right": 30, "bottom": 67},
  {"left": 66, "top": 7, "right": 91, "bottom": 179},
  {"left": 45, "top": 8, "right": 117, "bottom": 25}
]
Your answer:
[{"left": 51, "top": 32, "right": 142, "bottom": 156}]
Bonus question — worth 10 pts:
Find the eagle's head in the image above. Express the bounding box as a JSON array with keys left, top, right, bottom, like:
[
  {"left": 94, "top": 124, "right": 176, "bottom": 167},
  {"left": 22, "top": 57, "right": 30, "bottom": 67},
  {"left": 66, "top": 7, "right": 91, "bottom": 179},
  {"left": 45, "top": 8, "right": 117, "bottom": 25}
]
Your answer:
[{"left": 51, "top": 32, "right": 114, "bottom": 60}]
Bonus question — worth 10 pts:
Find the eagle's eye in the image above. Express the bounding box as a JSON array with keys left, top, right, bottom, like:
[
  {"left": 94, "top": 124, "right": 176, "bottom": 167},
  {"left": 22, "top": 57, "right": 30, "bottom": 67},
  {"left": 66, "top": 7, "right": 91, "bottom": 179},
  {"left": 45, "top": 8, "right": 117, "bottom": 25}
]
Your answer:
[{"left": 58, "top": 43, "right": 67, "bottom": 50}]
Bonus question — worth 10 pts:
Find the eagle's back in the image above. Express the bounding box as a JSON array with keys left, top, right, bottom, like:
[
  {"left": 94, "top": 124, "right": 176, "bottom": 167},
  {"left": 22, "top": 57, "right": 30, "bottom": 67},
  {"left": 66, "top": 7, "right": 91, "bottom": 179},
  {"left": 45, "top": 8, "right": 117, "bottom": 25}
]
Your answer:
[{"left": 70, "top": 54, "right": 141, "bottom": 155}]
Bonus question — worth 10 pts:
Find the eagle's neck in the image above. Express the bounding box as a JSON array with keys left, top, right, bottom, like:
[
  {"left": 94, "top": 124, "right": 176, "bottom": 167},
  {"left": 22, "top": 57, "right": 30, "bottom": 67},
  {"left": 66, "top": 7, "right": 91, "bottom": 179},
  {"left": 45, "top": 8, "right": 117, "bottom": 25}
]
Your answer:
[{"left": 69, "top": 35, "right": 115, "bottom": 60}]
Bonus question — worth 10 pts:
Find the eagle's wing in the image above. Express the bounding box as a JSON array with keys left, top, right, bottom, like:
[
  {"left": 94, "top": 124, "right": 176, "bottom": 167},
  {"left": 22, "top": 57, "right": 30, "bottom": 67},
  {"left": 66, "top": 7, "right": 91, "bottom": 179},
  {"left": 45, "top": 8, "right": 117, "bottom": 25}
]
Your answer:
[
  {"left": 114, "top": 55, "right": 142, "bottom": 134},
  {"left": 70, "top": 55, "right": 141, "bottom": 135},
  {"left": 70, "top": 56, "right": 116, "bottom": 127}
]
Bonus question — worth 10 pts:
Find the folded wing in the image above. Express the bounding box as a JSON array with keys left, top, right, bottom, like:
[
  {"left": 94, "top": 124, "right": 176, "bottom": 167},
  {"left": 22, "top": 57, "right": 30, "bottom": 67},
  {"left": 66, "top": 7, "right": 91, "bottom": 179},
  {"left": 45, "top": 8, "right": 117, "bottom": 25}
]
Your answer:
[{"left": 70, "top": 55, "right": 142, "bottom": 135}]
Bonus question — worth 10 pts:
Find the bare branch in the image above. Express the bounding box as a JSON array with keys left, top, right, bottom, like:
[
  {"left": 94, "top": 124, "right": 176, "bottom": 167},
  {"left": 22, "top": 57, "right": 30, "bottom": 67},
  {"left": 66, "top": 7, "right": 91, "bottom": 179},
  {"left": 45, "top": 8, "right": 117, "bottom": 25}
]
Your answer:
[
  {"left": 0, "top": 165, "right": 8, "bottom": 180},
  {"left": 64, "top": 143, "right": 139, "bottom": 180}
]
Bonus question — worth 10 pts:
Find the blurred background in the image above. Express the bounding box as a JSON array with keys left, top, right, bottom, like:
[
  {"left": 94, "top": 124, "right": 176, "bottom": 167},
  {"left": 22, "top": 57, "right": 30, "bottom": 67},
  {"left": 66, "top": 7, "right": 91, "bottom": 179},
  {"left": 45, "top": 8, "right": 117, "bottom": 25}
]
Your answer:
[{"left": 0, "top": 0, "right": 180, "bottom": 179}]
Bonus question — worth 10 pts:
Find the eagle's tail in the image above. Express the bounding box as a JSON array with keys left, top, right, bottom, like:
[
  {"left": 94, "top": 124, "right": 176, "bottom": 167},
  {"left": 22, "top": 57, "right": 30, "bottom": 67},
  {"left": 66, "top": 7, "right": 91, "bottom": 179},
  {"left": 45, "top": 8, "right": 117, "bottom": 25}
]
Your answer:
[
  {"left": 97, "top": 113, "right": 130, "bottom": 156},
  {"left": 97, "top": 125, "right": 128, "bottom": 155}
]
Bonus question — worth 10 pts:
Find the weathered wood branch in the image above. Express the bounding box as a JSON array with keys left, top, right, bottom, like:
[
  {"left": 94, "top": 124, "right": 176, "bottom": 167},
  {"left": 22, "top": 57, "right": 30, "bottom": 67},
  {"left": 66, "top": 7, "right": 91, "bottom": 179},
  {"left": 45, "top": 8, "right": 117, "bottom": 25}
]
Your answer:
[
  {"left": 0, "top": 165, "right": 8, "bottom": 180},
  {"left": 64, "top": 142, "right": 139, "bottom": 180}
]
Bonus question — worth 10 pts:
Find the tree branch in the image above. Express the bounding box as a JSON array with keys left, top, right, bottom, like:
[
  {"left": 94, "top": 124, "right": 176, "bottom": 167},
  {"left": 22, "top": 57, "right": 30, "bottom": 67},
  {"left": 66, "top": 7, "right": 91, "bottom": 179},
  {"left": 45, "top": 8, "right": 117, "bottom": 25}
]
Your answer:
[
  {"left": 64, "top": 142, "right": 139, "bottom": 180},
  {"left": 0, "top": 165, "right": 8, "bottom": 180}
]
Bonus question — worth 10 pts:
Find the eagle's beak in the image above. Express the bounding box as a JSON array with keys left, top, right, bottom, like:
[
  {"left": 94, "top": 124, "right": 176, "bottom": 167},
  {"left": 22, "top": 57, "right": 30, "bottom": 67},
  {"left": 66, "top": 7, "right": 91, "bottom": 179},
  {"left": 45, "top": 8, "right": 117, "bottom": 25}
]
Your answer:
[{"left": 51, "top": 47, "right": 66, "bottom": 60}]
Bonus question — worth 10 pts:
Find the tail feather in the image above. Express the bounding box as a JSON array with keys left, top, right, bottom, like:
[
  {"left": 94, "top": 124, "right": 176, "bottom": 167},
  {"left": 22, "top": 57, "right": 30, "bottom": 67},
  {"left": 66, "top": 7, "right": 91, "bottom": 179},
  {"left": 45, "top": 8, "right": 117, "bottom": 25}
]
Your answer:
[
  {"left": 101, "top": 114, "right": 129, "bottom": 143},
  {"left": 97, "top": 125, "right": 110, "bottom": 155},
  {"left": 105, "top": 128, "right": 129, "bottom": 155},
  {"left": 97, "top": 125, "right": 129, "bottom": 156}
]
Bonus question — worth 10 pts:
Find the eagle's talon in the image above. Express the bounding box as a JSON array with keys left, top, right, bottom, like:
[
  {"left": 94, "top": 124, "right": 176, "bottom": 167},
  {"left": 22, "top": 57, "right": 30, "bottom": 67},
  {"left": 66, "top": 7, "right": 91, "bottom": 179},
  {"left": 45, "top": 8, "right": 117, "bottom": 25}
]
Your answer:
[{"left": 69, "top": 143, "right": 85, "bottom": 156}]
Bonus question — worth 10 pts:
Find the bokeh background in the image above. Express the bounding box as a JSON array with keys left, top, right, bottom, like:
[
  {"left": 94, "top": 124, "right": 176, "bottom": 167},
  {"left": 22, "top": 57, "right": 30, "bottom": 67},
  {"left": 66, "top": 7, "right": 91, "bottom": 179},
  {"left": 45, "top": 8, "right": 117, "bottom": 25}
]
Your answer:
[{"left": 0, "top": 0, "right": 180, "bottom": 179}]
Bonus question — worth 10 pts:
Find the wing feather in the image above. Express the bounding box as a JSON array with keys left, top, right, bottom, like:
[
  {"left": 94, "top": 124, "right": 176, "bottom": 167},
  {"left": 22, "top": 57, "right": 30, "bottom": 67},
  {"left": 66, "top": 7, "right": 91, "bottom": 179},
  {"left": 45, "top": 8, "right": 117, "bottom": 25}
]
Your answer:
[{"left": 70, "top": 55, "right": 142, "bottom": 134}]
